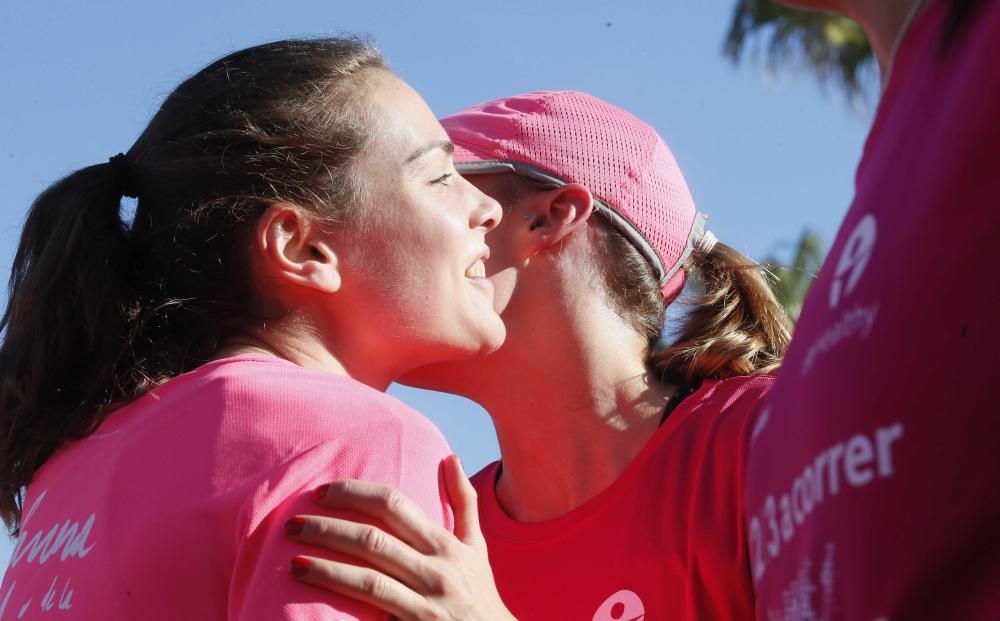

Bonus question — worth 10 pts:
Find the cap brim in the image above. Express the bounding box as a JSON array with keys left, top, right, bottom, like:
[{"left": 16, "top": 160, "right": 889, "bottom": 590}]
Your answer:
[
  {"left": 452, "top": 141, "right": 487, "bottom": 166},
  {"left": 451, "top": 147, "right": 566, "bottom": 184},
  {"left": 451, "top": 142, "right": 519, "bottom": 177}
]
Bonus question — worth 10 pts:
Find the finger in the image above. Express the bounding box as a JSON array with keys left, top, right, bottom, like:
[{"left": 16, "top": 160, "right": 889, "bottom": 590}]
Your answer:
[
  {"left": 313, "top": 480, "right": 449, "bottom": 554},
  {"left": 290, "top": 555, "right": 439, "bottom": 621},
  {"left": 441, "top": 455, "right": 483, "bottom": 546},
  {"left": 285, "top": 515, "right": 437, "bottom": 592}
]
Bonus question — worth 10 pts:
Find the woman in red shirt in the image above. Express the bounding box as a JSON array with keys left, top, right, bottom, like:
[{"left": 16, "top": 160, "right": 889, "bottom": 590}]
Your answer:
[{"left": 283, "top": 91, "right": 793, "bottom": 620}]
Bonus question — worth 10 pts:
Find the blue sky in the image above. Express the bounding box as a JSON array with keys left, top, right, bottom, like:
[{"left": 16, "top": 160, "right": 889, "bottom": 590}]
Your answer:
[{"left": 0, "top": 0, "right": 873, "bottom": 567}]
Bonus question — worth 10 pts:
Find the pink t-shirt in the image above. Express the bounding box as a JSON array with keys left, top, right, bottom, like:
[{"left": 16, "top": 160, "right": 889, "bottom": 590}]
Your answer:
[
  {"left": 745, "top": 2, "right": 1000, "bottom": 619},
  {"left": 0, "top": 354, "right": 454, "bottom": 620},
  {"left": 471, "top": 376, "right": 772, "bottom": 621}
]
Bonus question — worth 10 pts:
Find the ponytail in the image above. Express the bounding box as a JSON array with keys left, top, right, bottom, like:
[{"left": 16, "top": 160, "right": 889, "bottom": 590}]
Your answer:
[
  {"left": 0, "top": 162, "right": 134, "bottom": 532},
  {"left": 650, "top": 243, "right": 792, "bottom": 387},
  {"left": 591, "top": 214, "right": 792, "bottom": 388}
]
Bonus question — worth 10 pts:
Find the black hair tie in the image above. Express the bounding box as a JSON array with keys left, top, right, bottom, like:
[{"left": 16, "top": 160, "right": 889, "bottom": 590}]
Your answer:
[{"left": 108, "top": 153, "right": 139, "bottom": 199}]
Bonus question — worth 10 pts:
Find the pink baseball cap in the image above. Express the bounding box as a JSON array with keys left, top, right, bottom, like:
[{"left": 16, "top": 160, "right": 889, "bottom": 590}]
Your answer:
[{"left": 441, "top": 90, "right": 713, "bottom": 301}]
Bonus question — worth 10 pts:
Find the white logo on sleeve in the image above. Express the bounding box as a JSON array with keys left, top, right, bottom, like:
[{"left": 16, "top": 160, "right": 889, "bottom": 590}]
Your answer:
[
  {"left": 829, "top": 214, "right": 877, "bottom": 308},
  {"left": 593, "top": 590, "right": 645, "bottom": 621},
  {"left": 800, "top": 213, "right": 882, "bottom": 375}
]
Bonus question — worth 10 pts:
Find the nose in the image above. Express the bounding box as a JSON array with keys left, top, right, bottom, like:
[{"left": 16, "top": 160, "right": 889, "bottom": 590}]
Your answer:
[{"left": 469, "top": 183, "right": 503, "bottom": 232}]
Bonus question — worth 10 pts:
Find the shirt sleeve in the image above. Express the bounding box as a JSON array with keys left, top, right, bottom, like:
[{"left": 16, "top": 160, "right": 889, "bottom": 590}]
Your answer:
[
  {"left": 689, "top": 377, "right": 771, "bottom": 620},
  {"left": 226, "top": 418, "right": 452, "bottom": 620}
]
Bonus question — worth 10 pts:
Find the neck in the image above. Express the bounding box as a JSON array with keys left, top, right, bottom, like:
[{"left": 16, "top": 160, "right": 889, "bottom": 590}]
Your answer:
[
  {"left": 848, "top": 0, "right": 930, "bottom": 81},
  {"left": 468, "top": 297, "right": 676, "bottom": 522},
  {"left": 217, "top": 313, "right": 396, "bottom": 391}
]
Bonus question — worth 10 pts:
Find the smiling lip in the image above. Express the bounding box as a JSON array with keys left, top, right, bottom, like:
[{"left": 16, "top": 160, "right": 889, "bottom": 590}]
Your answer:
[
  {"left": 464, "top": 247, "right": 491, "bottom": 280},
  {"left": 465, "top": 260, "right": 487, "bottom": 279}
]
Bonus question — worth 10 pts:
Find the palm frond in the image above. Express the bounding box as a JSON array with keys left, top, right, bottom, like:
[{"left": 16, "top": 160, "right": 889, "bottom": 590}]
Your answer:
[
  {"left": 761, "top": 229, "right": 825, "bottom": 322},
  {"left": 725, "top": 0, "right": 874, "bottom": 102}
]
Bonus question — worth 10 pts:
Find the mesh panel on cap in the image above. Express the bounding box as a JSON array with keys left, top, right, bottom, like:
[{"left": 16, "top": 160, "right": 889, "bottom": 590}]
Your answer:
[{"left": 444, "top": 91, "right": 698, "bottom": 281}]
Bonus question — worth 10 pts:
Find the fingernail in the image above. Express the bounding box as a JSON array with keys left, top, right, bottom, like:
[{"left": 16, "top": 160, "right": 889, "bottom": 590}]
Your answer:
[
  {"left": 312, "top": 484, "right": 329, "bottom": 501},
  {"left": 284, "top": 516, "right": 305, "bottom": 537},
  {"left": 453, "top": 454, "right": 465, "bottom": 474},
  {"left": 290, "top": 556, "right": 311, "bottom": 578}
]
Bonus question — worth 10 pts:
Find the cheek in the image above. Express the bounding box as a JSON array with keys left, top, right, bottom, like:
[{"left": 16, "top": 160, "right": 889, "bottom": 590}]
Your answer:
[
  {"left": 359, "top": 210, "right": 465, "bottom": 306},
  {"left": 346, "top": 185, "right": 483, "bottom": 329},
  {"left": 483, "top": 226, "right": 521, "bottom": 314},
  {"left": 398, "top": 223, "right": 457, "bottom": 267},
  {"left": 487, "top": 267, "right": 518, "bottom": 315}
]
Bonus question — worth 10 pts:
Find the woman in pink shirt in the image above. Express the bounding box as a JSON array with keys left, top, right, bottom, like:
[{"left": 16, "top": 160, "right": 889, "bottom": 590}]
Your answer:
[{"left": 0, "top": 38, "right": 505, "bottom": 620}]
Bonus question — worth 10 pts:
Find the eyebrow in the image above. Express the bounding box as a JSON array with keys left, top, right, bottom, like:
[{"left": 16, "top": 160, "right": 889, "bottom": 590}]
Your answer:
[{"left": 405, "top": 140, "right": 454, "bottom": 164}]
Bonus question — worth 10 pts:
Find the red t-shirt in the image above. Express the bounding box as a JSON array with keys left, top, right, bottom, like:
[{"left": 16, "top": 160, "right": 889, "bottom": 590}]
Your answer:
[
  {"left": 471, "top": 376, "right": 772, "bottom": 620},
  {"left": 745, "top": 3, "right": 1000, "bottom": 619}
]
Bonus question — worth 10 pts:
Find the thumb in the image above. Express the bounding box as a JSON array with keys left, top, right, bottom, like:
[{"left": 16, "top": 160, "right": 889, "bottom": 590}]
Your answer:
[{"left": 442, "top": 454, "right": 484, "bottom": 546}]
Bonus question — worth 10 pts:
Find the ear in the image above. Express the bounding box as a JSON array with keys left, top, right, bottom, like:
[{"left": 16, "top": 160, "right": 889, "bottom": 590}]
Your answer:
[
  {"left": 522, "top": 183, "right": 595, "bottom": 256},
  {"left": 255, "top": 203, "right": 341, "bottom": 293}
]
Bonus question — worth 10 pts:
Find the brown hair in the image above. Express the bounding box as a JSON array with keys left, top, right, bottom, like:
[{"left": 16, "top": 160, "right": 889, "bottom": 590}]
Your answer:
[
  {"left": 0, "top": 38, "right": 389, "bottom": 532},
  {"left": 643, "top": 243, "right": 792, "bottom": 386},
  {"left": 500, "top": 174, "right": 792, "bottom": 388}
]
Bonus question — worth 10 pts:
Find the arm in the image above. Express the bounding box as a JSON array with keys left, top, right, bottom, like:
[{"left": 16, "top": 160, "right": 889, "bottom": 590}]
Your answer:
[{"left": 285, "top": 455, "right": 516, "bottom": 621}]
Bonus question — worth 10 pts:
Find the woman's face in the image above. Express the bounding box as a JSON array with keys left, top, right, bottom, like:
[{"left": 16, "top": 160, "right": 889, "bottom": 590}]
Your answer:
[{"left": 333, "top": 73, "right": 505, "bottom": 374}]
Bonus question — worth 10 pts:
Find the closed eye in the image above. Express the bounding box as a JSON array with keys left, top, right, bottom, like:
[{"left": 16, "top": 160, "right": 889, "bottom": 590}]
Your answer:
[{"left": 430, "top": 172, "right": 453, "bottom": 186}]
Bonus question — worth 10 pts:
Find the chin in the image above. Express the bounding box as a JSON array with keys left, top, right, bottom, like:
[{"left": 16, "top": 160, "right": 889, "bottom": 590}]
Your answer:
[
  {"left": 453, "top": 314, "right": 506, "bottom": 357},
  {"left": 478, "top": 320, "right": 507, "bottom": 354}
]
